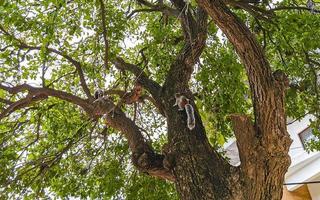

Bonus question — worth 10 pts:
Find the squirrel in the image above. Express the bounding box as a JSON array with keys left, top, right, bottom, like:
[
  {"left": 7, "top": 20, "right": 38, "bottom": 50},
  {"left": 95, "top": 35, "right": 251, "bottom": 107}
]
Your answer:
[
  {"left": 173, "top": 93, "right": 195, "bottom": 130},
  {"left": 122, "top": 83, "right": 143, "bottom": 105},
  {"left": 94, "top": 83, "right": 143, "bottom": 105},
  {"left": 94, "top": 89, "right": 104, "bottom": 101}
]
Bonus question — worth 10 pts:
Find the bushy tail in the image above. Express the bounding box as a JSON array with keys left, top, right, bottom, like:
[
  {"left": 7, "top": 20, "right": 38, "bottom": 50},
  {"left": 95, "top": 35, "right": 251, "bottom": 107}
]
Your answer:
[{"left": 185, "top": 104, "right": 195, "bottom": 130}]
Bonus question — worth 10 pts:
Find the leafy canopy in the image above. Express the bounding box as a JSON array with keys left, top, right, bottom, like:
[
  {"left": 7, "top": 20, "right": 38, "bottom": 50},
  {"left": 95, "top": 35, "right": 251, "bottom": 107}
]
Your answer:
[{"left": 0, "top": 0, "right": 319, "bottom": 199}]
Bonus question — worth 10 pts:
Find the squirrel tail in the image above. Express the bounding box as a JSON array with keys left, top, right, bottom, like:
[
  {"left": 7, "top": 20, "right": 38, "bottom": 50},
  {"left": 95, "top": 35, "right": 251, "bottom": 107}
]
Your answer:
[{"left": 185, "top": 104, "right": 195, "bottom": 130}]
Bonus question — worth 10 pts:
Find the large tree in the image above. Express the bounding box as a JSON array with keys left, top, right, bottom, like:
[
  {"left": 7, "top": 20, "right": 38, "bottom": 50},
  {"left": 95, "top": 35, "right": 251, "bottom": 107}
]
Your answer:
[{"left": 0, "top": 0, "right": 319, "bottom": 199}]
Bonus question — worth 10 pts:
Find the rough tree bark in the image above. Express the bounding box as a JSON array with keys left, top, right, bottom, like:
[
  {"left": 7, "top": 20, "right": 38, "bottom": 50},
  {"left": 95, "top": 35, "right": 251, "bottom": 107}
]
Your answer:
[
  {"left": 118, "top": 0, "right": 292, "bottom": 198},
  {"left": 0, "top": 0, "right": 294, "bottom": 199}
]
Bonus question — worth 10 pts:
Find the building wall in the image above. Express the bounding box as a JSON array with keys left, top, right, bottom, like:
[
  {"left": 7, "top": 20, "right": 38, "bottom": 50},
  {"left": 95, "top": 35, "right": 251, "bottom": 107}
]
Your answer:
[
  {"left": 224, "top": 116, "right": 320, "bottom": 199},
  {"left": 287, "top": 116, "right": 312, "bottom": 160},
  {"left": 282, "top": 185, "right": 312, "bottom": 200},
  {"left": 308, "top": 183, "right": 320, "bottom": 200}
]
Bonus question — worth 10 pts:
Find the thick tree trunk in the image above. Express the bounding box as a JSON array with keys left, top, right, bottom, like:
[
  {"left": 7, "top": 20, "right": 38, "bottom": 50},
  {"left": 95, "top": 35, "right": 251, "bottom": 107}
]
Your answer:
[
  {"left": 112, "top": 1, "right": 293, "bottom": 199},
  {"left": 0, "top": 1, "right": 295, "bottom": 199},
  {"left": 164, "top": 99, "right": 242, "bottom": 200},
  {"left": 161, "top": 49, "right": 291, "bottom": 200},
  {"left": 163, "top": 96, "right": 291, "bottom": 200}
]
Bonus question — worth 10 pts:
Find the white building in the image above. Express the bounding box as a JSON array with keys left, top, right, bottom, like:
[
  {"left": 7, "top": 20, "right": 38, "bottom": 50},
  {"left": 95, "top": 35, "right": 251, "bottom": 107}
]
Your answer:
[{"left": 225, "top": 116, "right": 320, "bottom": 200}]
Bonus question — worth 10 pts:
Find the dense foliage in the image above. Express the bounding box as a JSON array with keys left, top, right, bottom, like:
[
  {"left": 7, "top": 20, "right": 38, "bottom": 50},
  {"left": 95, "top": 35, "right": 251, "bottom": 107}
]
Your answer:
[{"left": 0, "top": 0, "right": 319, "bottom": 199}]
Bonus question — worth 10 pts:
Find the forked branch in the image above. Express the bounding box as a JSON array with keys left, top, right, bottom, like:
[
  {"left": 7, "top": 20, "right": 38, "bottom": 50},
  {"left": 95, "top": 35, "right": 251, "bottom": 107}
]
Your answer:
[
  {"left": 0, "top": 25, "right": 92, "bottom": 100},
  {"left": 113, "top": 57, "right": 164, "bottom": 110},
  {"left": 0, "top": 83, "right": 173, "bottom": 181}
]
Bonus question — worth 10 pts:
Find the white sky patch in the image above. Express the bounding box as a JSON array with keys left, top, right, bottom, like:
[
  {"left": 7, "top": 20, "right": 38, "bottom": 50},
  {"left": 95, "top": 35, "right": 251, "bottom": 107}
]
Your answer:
[
  {"left": 216, "top": 28, "right": 227, "bottom": 43},
  {"left": 121, "top": 26, "right": 146, "bottom": 49}
]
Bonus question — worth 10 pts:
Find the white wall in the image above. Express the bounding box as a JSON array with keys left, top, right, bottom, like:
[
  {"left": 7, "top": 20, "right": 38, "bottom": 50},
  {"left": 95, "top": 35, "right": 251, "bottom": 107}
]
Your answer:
[
  {"left": 285, "top": 115, "right": 320, "bottom": 192},
  {"left": 225, "top": 115, "right": 320, "bottom": 194},
  {"left": 285, "top": 153, "right": 320, "bottom": 191},
  {"left": 308, "top": 183, "right": 320, "bottom": 200},
  {"left": 287, "top": 116, "right": 313, "bottom": 161}
]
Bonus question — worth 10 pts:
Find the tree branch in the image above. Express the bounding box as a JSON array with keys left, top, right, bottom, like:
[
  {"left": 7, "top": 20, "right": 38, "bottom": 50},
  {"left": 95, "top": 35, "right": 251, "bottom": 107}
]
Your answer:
[
  {"left": 0, "top": 25, "right": 92, "bottom": 100},
  {"left": 98, "top": 0, "right": 109, "bottom": 70},
  {"left": 131, "top": 1, "right": 208, "bottom": 91},
  {"left": 225, "top": 0, "right": 275, "bottom": 21},
  {"left": 135, "top": 0, "right": 180, "bottom": 17},
  {"left": 19, "top": 44, "right": 92, "bottom": 99},
  {"left": 90, "top": 95, "right": 173, "bottom": 180},
  {"left": 229, "top": 114, "right": 257, "bottom": 175},
  {"left": 196, "top": 1, "right": 292, "bottom": 197},
  {"left": 113, "top": 57, "right": 164, "bottom": 111},
  {"left": 0, "top": 83, "right": 93, "bottom": 118},
  {"left": 163, "top": 4, "right": 208, "bottom": 90},
  {"left": 104, "top": 106, "right": 175, "bottom": 181},
  {"left": 268, "top": 6, "right": 320, "bottom": 13},
  {"left": 0, "top": 82, "right": 173, "bottom": 181},
  {"left": 0, "top": 98, "right": 13, "bottom": 105},
  {"left": 127, "top": 8, "right": 161, "bottom": 18},
  {"left": 196, "top": 0, "right": 277, "bottom": 130},
  {"left": 0, "top": 94, "right": 47, "bottom": 120}
]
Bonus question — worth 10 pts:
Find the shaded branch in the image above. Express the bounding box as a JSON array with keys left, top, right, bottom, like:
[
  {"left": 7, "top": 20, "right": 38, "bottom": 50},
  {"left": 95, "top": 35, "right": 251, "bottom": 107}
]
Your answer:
[
  {"left": 163, "top": 4, "right": 208, "bottom": 90},
  {"left": 0, "top": 83, "right": 93, "bottom": 118},
  {"left": 170, "top": 0, "right": 201, "bottom": 41},
  {"left": 127, "top": 8, "right": 161, "bottom": 18},
  {"left": 135, "top": 0, "right": 180, "bottom": 17},
  {"left": 104, "top": 106, "right": 175, "bottom": 181},
  {"left": 0, "top": 94, "right": 47, "bottom": 120},
  {"left": 269, "top": 6, "right": 320, "bottom": 13},
  {"left": 225, "top": 0, "right": 275, "bottom": 21},
  {"left": 98, "top": 0, "right": 109, "bottom": 70},
  {"left": 113, "top": 57, "right": 164, "bottom": 109}
]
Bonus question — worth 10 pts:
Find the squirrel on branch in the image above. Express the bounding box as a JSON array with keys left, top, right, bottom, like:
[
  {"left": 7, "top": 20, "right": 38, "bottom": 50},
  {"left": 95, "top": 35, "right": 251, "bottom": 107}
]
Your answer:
[
  {"left": 173, "top": 93, "right": 195, "bottom": 130},
  {"left": 121, "top": 83, "right": 143, "bottom": 105},
  {"left": 93, "top": 83, "right": 144, "bottom": 120}
]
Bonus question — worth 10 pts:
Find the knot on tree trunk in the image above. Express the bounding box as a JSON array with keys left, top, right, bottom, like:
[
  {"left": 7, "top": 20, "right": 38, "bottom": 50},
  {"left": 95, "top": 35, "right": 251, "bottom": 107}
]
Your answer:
[
  {"left": 132, "top": 150, "right": 162, "bottom": 169},
  {"left": 161, "top": 143, "right": 176, "bottom": 170},
  {"left": 132, "top": 150, "right": 175, "bottom": 181},
  {"left": 132, "top": 149, "right": 176, "bottom": 181},
  {"left": 137, "top": 152, "right": 151, "bottom": 168}
]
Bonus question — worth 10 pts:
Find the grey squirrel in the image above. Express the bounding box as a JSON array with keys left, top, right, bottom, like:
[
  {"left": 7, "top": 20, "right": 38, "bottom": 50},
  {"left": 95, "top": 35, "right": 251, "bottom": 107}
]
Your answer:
[
  {"left": 94, "top": 89, "right": 110, "bottom": 104},
  {"left": 94, "top": 89, "right": 104, "bottom": 101},
  {"left": 173, "top": 93, "right": 195, "bottom": 130}
]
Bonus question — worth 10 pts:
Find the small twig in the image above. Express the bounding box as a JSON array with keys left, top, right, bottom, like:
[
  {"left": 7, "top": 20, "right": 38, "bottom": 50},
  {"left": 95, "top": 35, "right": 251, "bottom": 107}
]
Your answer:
[
  {"left": 127, "top": 8, "right": 160, "bottom": 18},
  {"left": 268, "top": 6, "right": 320, "bottom": 13}
]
